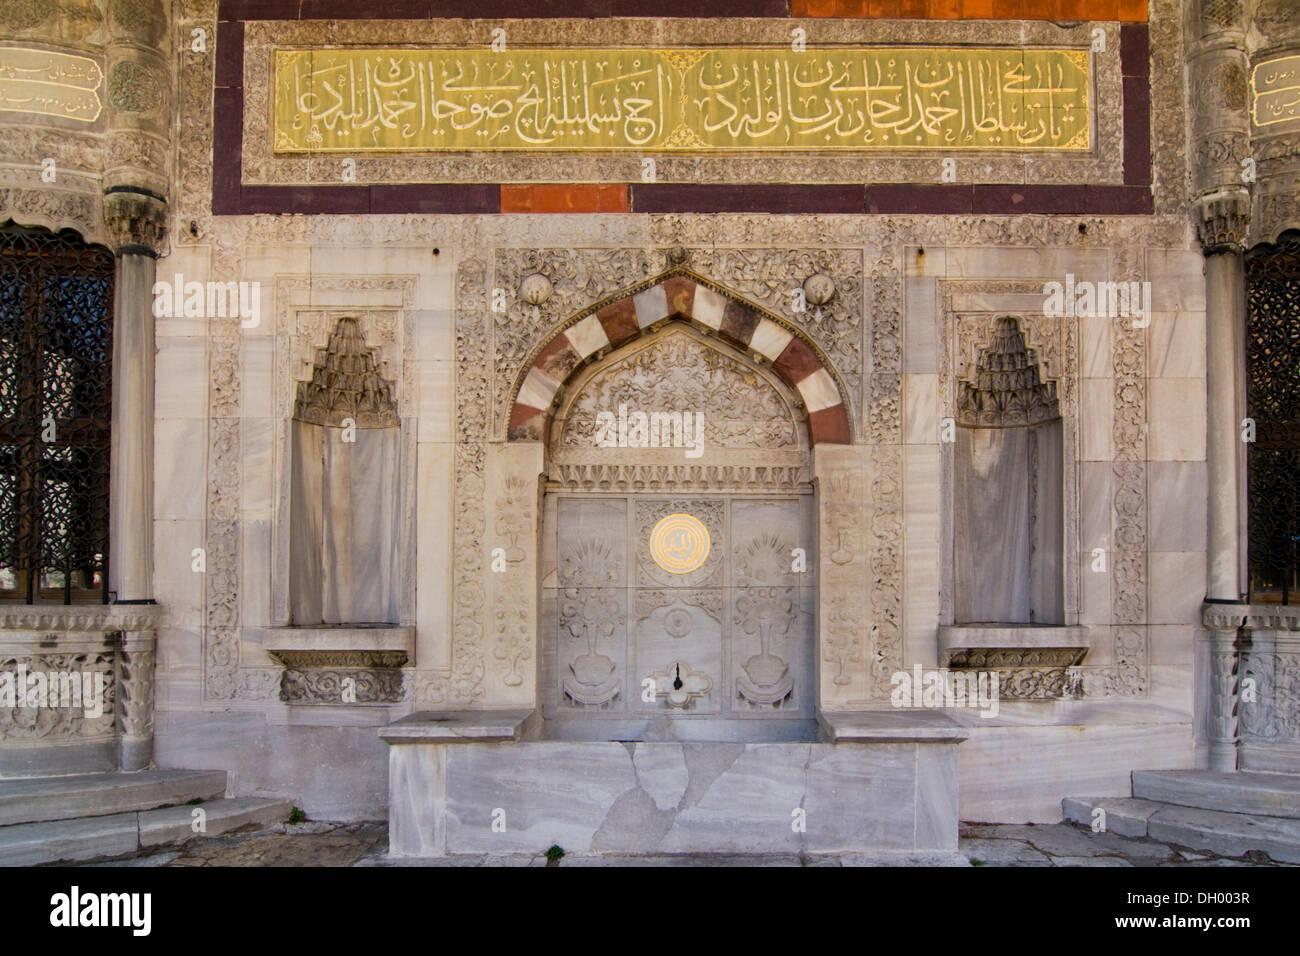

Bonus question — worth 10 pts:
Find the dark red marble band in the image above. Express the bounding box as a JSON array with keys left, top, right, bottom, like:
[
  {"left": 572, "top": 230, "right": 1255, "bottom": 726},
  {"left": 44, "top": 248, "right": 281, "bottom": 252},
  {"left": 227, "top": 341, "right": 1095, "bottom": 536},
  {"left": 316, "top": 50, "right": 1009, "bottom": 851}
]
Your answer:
[{"left": 218, "top": 0, "right": 794, "bottom": 20}]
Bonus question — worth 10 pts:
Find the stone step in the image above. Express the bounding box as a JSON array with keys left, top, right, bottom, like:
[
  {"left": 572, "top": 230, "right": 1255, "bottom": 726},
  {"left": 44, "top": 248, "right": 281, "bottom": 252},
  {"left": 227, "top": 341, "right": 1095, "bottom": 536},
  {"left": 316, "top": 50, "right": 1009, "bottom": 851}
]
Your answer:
[
  {"left": 1061, "top": 796, "right": 1165, "bottom": 838},
  {"left": 0, "top": 797, "right": 293, "bottom": 866},
  {"left": 1145, "top": 804, "right": 1300, "bottom": 864},
  {"left": 1131, "top": 770, "right": 1300, "bottom": 819},
  {"left": 1062, "top": 796, "right": 1300, "bottom": 864},
  {"left": 0, "top": 770, "right": 228, "bottom": 826}
]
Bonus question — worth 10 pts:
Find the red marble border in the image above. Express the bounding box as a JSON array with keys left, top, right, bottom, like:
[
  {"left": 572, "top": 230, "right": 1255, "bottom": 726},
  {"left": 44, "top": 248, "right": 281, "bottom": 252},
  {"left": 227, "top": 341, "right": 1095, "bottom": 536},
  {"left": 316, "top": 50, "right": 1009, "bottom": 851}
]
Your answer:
[
  {"left": 218, "top": 0, "right": 1144, "bottom": 19},
  {"left": 211, "top": 3, "right": 1151, "bottom": 216}
]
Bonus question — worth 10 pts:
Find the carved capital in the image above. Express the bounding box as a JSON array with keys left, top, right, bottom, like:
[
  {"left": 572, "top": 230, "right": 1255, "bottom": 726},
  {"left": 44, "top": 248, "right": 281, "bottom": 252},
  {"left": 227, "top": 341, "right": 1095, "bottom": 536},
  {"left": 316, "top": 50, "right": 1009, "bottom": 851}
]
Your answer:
[
  {"left": 1195, "top": 187, "right": 1252, "bottom": 254},
  {"left": 103, "top": 188, "right": 167, "bottom": 256}
]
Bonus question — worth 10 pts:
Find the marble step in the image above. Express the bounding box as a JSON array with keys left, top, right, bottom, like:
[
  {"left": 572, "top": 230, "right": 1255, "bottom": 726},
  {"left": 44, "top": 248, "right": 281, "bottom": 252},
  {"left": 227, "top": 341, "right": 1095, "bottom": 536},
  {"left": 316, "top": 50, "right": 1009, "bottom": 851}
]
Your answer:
[
  {"left": 0, "top": 769, "right": 228, "bottom": 826},
  {"left": 1131, "top": 770, "right": 1300, "bottom": 819},
  {"left": 1061, "top": 796, "right": 1165, "bottom": 838},
  {"left": 1063, "top": 796, "right": 1300, "bottom": 864},
  {"left": 0, "top": 797, "right": 293, "bottom": 866}
]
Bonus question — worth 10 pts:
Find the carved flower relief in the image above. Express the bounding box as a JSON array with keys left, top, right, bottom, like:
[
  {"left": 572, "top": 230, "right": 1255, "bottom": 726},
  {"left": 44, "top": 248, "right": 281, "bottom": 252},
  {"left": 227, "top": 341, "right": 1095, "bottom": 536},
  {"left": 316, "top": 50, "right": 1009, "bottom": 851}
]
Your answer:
[
  {"left": 108, "top": 61, "right": 163, "bottom": 114},
  {"left": 822, "top": 596, "right": 864, "bottom": 687},
  {"left": 734, "top": 532, "right": 795, "bottom": 587},
  {"left": 111, "top": 0, "right": 163, "bottom": 36},
  {"left": 0, "top": 0, "right": 51, "bottom": 30},
  {"left": 558, "top": 539, "right": 621, "bottom": 588},
  {"left": 1255, "top": 0, "right": 1300, "bottom": 29},
  {"left": 494, "top": 477, "right": 530, "bottom": 564}
]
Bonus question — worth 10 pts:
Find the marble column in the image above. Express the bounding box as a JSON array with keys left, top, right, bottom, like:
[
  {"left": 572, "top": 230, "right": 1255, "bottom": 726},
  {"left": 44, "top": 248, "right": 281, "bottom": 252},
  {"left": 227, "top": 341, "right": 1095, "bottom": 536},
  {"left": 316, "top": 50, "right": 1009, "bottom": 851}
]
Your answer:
[
  {"left": 104, "top": 190, "right": 166, "bottom": 603},
  {"left": 1196, "top": 192, "right": 1251, "bottom": 772},
  {"left": 1200, "top": 192, "right": 1251, "bottom": 604},
  {"left": 1187, "top": 0, "right": 1253, "bottom": 772}
]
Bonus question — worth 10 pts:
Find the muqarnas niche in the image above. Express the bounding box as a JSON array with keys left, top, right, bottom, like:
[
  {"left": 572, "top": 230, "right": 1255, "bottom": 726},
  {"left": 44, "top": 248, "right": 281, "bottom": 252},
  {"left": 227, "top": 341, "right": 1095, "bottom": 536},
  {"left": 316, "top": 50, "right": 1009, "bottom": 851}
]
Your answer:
[
  {"left": 289, "top": 317, "right": 401, "bottom": 625},
  {"left": 954, "top": 316, "right": 1064, "bottom": 625}
]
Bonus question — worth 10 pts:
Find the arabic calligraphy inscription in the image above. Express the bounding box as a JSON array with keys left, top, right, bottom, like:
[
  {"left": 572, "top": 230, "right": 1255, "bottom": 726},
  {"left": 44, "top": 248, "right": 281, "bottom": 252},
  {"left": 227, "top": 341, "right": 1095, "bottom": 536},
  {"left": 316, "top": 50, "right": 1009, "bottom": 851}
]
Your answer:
[
  {"left": 273, "top": 47, "right": 1090, "bottom": 152},
  {"left": 0, "top": 47, "right": 103, "bottom": 123}
]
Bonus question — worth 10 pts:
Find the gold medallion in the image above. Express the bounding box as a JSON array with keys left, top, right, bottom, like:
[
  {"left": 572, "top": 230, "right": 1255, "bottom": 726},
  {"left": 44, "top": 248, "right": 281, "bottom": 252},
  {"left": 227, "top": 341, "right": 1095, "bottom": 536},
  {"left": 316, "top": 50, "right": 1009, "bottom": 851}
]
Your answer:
[{"left": 649, "top": 513, "right": 711, "bottom": 575}]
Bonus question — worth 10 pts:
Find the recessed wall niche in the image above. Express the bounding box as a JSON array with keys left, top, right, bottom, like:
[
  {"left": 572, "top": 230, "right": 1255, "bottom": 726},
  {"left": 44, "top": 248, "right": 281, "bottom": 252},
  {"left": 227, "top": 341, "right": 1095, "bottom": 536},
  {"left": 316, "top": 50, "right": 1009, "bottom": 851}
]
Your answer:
[
  {"left": 953, "top": 316, "right": 1065, "bottom": 625},
  {"left": 288, "top": 317, "right": 401, "bottom": 625}
]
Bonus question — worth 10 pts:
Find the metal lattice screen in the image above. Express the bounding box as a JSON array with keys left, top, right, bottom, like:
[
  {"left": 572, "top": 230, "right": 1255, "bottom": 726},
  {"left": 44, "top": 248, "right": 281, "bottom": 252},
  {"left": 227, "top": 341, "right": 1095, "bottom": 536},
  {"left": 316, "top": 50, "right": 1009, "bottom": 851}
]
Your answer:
[
  {"left": 0, "top": 225, "right": 114, "bottom": 604},
  {"left": 1246, "top": 231, "right": 1300, "bottom": 605}
]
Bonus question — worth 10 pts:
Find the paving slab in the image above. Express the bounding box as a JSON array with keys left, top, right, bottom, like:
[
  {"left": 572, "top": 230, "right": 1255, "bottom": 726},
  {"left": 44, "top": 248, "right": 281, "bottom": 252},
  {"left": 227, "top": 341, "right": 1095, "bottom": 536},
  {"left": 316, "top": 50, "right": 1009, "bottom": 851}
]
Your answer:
[
  {"left": 989, "top": 823, "right": 1179, "bottom": 863},
  {"left": 1050, "top": 856, "right": 1133, "bottom": 866},
  {"left": 959, "top": 837, "right": 1051, "bottom": 864}
]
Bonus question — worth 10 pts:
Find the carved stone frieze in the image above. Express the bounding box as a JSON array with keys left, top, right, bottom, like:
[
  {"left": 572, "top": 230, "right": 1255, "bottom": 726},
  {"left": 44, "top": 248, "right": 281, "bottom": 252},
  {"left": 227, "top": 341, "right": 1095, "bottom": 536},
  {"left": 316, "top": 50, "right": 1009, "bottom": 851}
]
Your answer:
[
  {"left": 0, "top": 187, "right": 101, "bottom": 245},
  {"left": 270, "top": 651, "right": 408, "bottom": 669},
  {"left": 281, "top": 667, "right": 404, "bottom": 704},
  {"left": 549, "top": 462, "right": 809, "bottom": 495},
  {"left": 0, "top": 652, "right": 117, "bottom": 741},
  {"left": 944, "top": 647, "right": 1087, "bottom": 669},
  {"left": 492, "top": 474, "right": 533, "bottom": 688},
  {"left": 1241, "top": 644, "right": 1300, "bottom": 744}
]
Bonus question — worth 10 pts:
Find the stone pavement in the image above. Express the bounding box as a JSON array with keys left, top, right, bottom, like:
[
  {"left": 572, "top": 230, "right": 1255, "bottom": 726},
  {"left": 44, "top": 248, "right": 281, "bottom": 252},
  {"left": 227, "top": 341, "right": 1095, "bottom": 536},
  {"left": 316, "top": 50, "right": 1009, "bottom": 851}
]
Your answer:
[{"left": 68, "top": 820, "right": 1293, "bottom": 867}]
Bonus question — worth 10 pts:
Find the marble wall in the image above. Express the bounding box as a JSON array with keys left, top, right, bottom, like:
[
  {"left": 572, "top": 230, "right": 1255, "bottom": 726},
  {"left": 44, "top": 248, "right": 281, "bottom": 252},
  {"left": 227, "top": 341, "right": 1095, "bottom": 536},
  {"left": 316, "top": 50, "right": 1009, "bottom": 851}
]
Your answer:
[{"left": 0, "top": 0, "right": 1240, "bottom": 823}]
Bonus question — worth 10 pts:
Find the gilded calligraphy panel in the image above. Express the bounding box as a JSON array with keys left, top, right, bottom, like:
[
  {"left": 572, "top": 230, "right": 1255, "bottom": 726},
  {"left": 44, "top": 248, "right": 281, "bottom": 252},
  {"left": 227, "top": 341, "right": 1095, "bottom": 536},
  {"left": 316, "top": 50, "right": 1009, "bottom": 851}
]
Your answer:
[
  {"left": 0, "top": 47, "right": 103, "bottom": 123},
  {"left": 1252, "top": 54, "right": 1300, "bottom": 128},
  {"left": 272, "top": 47, "right": 1090, "bottom": 153}
]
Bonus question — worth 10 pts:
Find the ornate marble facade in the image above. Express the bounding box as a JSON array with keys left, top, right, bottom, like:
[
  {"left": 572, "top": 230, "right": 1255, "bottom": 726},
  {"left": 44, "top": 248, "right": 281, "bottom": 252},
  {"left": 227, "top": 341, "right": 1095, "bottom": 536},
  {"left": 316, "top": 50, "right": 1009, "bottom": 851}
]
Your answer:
[{"left": 0, "top": 0, "right": 1296, "bottom": 828}]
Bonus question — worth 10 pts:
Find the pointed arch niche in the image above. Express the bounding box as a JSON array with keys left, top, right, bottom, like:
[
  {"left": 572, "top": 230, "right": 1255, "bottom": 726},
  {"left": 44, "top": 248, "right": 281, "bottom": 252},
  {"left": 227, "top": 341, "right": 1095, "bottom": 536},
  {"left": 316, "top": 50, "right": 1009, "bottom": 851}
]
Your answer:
[
  {"left": 288, "top": 317, "right": 401, "bottom": 625},
  {"left": 939, "top": 315, "right": 1089, "bottom": 699},
  {"left": 953, "top": 316, "right": 1065, "bottom": 625},
  {"left": 506, "top": 271, "right": 852, "bottom": 451}
]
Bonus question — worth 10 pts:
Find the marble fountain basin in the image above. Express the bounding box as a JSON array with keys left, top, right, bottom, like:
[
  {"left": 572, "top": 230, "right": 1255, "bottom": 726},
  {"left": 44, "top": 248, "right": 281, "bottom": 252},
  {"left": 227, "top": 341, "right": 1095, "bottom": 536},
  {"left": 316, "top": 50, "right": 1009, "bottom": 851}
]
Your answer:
[{"left": 380, "top": 710, "right": 967, "bottom": 857}]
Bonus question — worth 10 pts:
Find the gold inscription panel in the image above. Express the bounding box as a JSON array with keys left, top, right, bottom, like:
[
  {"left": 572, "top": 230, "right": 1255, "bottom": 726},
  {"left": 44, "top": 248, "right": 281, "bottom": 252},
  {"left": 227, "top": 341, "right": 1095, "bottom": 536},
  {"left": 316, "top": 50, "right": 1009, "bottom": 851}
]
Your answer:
[
  {"left": 0, "top": 47, "right": 103, "bottom": 123},
  {"left": 273, "top": 47, "right": 1090, "bottom": 153},
  {"left": 1253, "top": 54, "right": 1300, "bottom": 128}
]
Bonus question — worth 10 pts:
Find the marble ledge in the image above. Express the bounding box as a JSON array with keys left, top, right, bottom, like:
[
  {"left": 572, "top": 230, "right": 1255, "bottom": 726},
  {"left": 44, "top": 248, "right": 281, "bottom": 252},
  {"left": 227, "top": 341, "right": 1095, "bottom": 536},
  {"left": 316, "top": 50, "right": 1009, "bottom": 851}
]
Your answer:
[
  {"left": 1202, "top": 602, "right": 1300, "bottom": 633},
  {"left": 380, "top": 709, "right": 538, "bottom": 745},
  {"left": 263, "top": 625, "right": 415, "bottom": 654},
  {"left": 817, "top": 710, "right": 969, "bottom": 744},
  {"left": 0, "top": 603, "right": 163, "bottom": 635},
  {"left": 939, "top": 624, "right": 1090, "bottom": 651}
]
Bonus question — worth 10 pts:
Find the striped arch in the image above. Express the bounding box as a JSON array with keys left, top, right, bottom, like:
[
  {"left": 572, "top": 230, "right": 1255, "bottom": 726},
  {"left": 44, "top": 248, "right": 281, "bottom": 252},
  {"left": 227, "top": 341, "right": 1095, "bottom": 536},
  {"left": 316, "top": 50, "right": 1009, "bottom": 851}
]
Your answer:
[{"left": 507, "top": 271, "right": 852, "bottom": 445}]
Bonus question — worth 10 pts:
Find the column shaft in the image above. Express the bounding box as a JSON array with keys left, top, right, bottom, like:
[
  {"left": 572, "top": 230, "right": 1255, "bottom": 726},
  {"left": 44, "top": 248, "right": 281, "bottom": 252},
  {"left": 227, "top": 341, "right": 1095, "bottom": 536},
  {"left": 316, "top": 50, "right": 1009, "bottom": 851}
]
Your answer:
[
  {"left": 1205, "top": 249, "right": 1246, "bottom": 602},
  {"left": 109, "top": 251, "right": 156, "bottom": 602}
]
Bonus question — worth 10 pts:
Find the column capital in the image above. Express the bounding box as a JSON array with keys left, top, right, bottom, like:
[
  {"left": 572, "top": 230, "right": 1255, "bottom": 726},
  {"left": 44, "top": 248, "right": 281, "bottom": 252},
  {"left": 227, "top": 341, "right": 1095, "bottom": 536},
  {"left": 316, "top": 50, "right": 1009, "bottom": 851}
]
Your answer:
[
  {"left": 1195, "top": 186, "right": 1252, "bottom": 255},
  {"left": 103, "top": 188, "right": 167, "bottom": 257}
]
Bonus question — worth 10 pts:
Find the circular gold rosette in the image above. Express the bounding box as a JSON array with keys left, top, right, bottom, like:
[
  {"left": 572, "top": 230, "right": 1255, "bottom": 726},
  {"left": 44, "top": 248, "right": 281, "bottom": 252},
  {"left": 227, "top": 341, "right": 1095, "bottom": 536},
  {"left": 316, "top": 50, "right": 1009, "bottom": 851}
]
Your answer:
[{"left": 648, "top": 513, "right": 711, "bottom": 575}]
